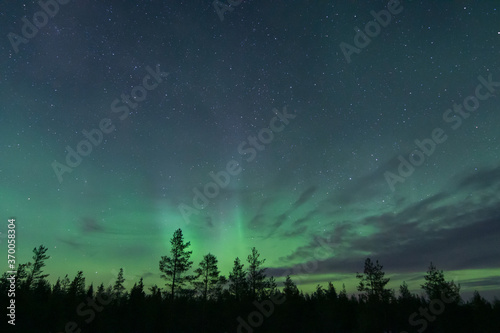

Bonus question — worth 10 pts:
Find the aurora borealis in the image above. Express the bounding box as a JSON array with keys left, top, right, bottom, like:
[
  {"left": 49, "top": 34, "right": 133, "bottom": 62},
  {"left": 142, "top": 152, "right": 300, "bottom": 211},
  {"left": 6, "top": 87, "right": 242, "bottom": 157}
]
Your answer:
[{"left": 1, "top": 0, "right": 499, "bottom": 301}]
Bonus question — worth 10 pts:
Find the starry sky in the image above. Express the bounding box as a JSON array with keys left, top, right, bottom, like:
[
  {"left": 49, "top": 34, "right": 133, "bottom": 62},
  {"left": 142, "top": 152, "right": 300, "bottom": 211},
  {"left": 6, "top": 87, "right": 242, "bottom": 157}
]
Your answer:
[{"left": 1, "top": 0, "right": 499, "bottom": 300}]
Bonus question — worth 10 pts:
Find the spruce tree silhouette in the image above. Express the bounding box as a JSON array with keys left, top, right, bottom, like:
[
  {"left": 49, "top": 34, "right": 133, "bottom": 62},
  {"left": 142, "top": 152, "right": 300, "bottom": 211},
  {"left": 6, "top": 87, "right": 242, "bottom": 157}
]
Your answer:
[
  {"left": 194, "top": 253, "right": 223, "bottom": 301},
  {"left": 422, "top": 262, "right": 461, "bottom": 303},
  {"left": 68, "top": 271, "right": 86, "bottom": 300},
  {"left": 356, "top": 258, "right": 392, "bottom": 331},
  {"left": 228, "top": 257, "right": 248, "bottom": 301},
  {"left": 159, "top": 228, "right": 195, "bottom": 299},
  {"left": 246, "top": 247, "right": 267, "bottom": 299},
  {"left": 113, "top": 267, "right": 126, "bottom": 301},
  {"left": 283, "top": 275, "right": 300, "bottom": 299},
  {"left": 356, "top": 257, "right": 391, "bottom": 302}
]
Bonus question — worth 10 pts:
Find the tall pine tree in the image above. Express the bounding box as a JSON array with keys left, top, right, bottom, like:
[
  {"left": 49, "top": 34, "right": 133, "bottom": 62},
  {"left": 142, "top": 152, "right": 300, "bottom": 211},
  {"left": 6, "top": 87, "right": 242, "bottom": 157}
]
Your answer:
[
  {"left": 356, "top": 258, "right": 391, "bottom": 302},
  {"left": 247, "top": 247, "right": 267, "bottom": 299},
  {"left": 283, "top": 275, "right": 300, "bottom": 299},
  {"left": 421, "top": 262, "right": 460, "bottom": 303},
  {"left": 27, "top": 245, "right": 50, "bottom": 290},
  {"left": 113, "top": 268, "right": 126, "bottom": 300},
  {"left": 68, "top": 271, "right": 86, "bottom": 299},
  {"left": 159, "top": 228, "right": 194, "bottom": 298},
  {"left": 229, "top": 257, "right": 248, "bottom": 301},
  {"left": 194, "top": 253, "right": 222, "bottom": 301}
]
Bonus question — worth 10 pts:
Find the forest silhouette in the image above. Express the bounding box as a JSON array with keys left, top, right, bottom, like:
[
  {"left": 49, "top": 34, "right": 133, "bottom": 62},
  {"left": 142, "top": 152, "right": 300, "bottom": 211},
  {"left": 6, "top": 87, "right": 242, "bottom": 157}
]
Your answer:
[{"left": 1, "top": 229, "right": 499, "bottom": 333}]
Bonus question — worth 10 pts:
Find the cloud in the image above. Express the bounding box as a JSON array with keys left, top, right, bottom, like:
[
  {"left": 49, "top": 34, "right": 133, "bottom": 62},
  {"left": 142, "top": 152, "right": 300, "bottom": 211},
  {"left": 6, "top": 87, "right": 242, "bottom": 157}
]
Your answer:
[
  {"left": 282, "top": 225, "right": 308, "bottom": 237},
  {"left": 292, "top": 185, "right": 317, "bottom": 209},
  {"left": 460, "top": 276, "right": 500, "bottom": 289},
  {"left": 455, "top": 165, "right": 500, "bottom": 191},
  {"left": 57, "top": 237, "right": 83, "bottom": 250},
  {"left": 332, "top": 154, "right": 405, "bottom": 206},
  {"left": 81, "top": 217, "right": 104, "bottom": 233},
  {"left": 293, "top": 216, "right": 308, "bottom": 226},
  {"left": 289, "top": 208, "right": 320, "bottom": 227},
  {"left": 265, "top": 186, "right": 318, "bottom": 238},
  {"left": 248, "top": 213, "right": 264, "bottom": 229},
  {"left": 279, "top": 233, "right": 338, "bottom": 263},
  {"left": 273, "top": 213, "right": 288, "bottom": 229},
  {"left": 205, "top": 216, "right": 214, "bottom": 228},
  {"left": 271, "top": 175, "right": 500, "bottom": 277}
]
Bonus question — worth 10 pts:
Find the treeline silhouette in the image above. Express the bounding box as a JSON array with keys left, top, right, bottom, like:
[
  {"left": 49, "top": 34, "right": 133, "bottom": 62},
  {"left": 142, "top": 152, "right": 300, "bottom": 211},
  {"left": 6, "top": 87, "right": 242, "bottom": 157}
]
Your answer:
[{"left": 1, "top": 229, "right": 499, "bottom": 333}]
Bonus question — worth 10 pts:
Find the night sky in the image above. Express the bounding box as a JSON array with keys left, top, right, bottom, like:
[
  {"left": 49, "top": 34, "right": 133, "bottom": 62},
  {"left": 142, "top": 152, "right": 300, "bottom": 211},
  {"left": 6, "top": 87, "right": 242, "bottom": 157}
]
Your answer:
[{"left": 1, "top": 0, "right": 499, "bottom": 300}]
